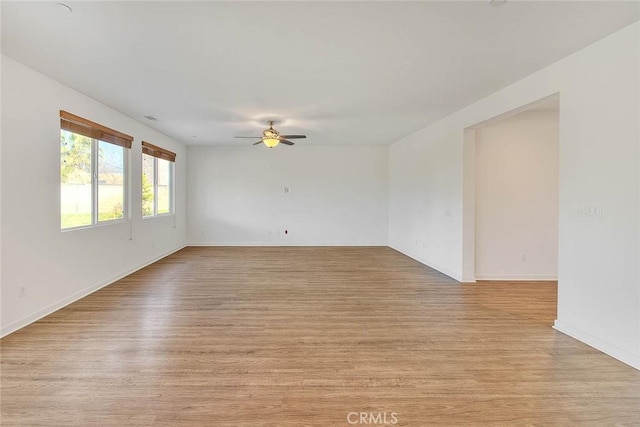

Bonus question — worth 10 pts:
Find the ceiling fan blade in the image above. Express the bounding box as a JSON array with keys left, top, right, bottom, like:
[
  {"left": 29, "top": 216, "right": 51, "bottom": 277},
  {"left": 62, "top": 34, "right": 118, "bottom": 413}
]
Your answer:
[
  {"left": 279, "top": 139, "right": 295, "bottom": 146},
  {"left": 280, "top": 135, "right": 306, "bottom": 139},
  {"left": 235, "top": 136, "right": 262, "bottom": 138},
  {"left": 252, "top": 141, "right": 263, "bottom": 145}
]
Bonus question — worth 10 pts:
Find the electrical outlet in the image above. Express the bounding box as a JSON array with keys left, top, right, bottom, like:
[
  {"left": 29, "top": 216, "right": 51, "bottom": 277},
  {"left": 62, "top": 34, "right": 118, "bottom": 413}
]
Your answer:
[
  {"left": 19, "top": 286, "right": 25, "bottom": 298},
  {"left": 284, "top": 185, "right": 291, "bottom": 194}
]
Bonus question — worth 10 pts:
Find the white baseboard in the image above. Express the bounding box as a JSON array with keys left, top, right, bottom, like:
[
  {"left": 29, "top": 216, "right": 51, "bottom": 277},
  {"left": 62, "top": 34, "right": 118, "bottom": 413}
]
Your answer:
[
  {"left": 553, "top": 320, "right": 640, "bottom": 370},
  {"left": 388, "top": 245, "right": 462, "bottom": 282},
  {"left": 188, "top": 242, "right": 388, "bottom": 247},
  {"left": 475, "top": 274, "right": 558, "bottom": 281},
  {"left": 1, "top": 244, "right": 187, "bottom": 338}
]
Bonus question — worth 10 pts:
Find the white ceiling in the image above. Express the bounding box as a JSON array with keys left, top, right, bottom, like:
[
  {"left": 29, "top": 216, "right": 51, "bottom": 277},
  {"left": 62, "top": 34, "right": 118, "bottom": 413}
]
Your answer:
[{"left": 2, "top": 1, "right": 638, "bottom": 146}]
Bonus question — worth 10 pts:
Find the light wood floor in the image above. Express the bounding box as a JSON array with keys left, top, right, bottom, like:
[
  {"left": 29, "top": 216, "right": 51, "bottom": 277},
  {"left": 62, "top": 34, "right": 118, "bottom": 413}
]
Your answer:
[{"left": 2, "top": 247, "right": 639, "bottom": 426}]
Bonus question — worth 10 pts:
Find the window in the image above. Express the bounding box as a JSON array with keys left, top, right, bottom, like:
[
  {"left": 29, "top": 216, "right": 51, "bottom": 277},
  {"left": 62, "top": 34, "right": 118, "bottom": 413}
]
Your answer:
[
  {"left": 60, "top": 111, "right": 132, "bottom": 230},
  {"left": 141, "top": 141, "right": 176, "bottom": 217}
]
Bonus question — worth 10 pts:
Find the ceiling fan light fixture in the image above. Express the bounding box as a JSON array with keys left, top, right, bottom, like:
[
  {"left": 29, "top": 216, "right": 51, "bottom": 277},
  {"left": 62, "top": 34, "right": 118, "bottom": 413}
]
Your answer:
[
  {"left": 235, "top": 120, "right": 305, "bottom": 148},
  {"left": 263, "top": 138, "right": 279, "bottom": 148}
]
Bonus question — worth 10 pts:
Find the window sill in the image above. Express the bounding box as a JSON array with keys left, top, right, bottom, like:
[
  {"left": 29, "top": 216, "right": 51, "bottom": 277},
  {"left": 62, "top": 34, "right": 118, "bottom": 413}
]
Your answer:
[
  {"left": 61, "top": 218, "right": 127, "bottom": 232},
  {"left": 142, "top": 212, "right": 175, "bottom": 220}
]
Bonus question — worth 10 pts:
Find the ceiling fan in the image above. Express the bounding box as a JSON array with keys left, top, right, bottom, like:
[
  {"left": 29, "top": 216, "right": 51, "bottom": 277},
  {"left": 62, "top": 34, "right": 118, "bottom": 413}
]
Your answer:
[{"left": 235, "top": 121, "right": 306, "bottom": 148}]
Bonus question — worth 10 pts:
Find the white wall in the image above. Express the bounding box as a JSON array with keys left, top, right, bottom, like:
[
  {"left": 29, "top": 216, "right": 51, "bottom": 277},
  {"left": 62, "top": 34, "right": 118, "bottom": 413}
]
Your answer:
[
  {"left": 187, "top": 146, "right": 388, "bottom": 246},
  {"left": 1, "top": 56, "right": 188, "bottom": 336},
  {"left": 475, "top": 109, "right": 559, "bottom": 280},
  {"left": 389, "top": 126, "right": 464, "bottom": 280},
  {"left": 389, "top": 22, "right": 639, "bottom": 368}
]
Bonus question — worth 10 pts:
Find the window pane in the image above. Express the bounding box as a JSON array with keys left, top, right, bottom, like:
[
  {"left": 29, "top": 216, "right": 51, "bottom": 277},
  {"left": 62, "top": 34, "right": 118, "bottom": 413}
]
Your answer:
[
  {"left": 61, "top": 130, "right": 92, "bottom": 228},
  {"left": 157, "top": 158, "right": 171, "bottom": 214},
  {"left": 142, "top": 154, "right": 155, "bottom": 217},
  {"left": 98, "top": 141, "right": 125, "bottom": 222}
]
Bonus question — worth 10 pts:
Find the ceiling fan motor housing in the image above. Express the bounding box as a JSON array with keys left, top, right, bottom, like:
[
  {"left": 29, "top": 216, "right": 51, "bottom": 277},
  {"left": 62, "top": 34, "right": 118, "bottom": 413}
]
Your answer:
[{"left": 263, "top": 128, "right": 279, "bottom": 138}]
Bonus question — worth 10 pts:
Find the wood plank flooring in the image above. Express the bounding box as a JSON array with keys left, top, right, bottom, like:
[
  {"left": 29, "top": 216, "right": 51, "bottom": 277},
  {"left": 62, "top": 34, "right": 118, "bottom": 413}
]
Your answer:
[{"left": 1, "top": 247, "right": 639, "bottom": 426}]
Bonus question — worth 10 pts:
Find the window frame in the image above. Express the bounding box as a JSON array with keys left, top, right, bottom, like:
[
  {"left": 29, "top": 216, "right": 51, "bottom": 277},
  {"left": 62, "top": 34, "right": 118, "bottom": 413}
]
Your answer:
[
  {"left": 141, "top": 141, "right": 176, "bottom": 218},
  {"left": 60, "top": 111, "right": 132, "bottom": 231}
]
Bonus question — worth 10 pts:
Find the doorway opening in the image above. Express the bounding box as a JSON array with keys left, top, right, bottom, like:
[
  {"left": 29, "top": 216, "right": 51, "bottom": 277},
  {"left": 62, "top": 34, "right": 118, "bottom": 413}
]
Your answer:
[{"left": 462, "top": 94, "right": 560, "bottom": 322}]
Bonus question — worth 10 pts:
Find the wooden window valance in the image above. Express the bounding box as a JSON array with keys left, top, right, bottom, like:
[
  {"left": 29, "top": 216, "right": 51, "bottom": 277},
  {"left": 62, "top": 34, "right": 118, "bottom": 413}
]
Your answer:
[
  {"left": 142, "top": 141, "right": 176, "bottom": 162},
  {"left": 60, "top": 111, "right": 133, "bottom": 149}
]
